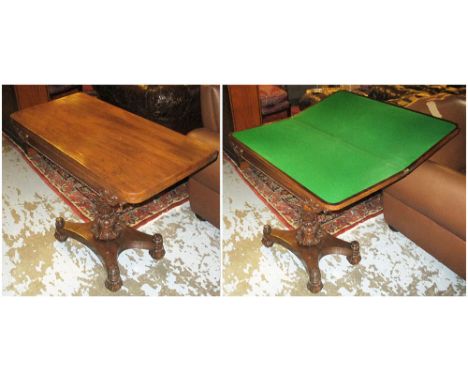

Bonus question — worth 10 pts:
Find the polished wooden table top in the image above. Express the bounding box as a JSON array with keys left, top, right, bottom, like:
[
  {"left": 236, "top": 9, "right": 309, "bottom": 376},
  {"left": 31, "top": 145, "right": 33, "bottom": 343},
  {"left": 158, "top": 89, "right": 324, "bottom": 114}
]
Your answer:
[{"left": 11, "top": 92, "right": 217, "bottom": 204}]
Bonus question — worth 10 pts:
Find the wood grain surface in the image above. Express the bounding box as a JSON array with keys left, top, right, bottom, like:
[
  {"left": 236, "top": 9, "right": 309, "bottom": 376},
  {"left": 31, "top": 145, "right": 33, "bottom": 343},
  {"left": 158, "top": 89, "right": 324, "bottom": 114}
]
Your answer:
[
  {"left": 11, "top": 92, "right": 218, "bottom": 204},
  {"left": 228, "top": 85, "right": 262, "bottom": 131}
]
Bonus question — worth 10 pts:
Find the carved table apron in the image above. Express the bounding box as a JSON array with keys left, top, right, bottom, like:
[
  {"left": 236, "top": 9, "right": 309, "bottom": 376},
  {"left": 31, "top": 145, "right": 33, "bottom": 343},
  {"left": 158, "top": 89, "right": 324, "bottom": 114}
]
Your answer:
[
  {"left": 10, "top": 92, "right": 217, "bottom": 292},
  {"left": 231, "top": 91, "right": 458, "bottom": 293}
]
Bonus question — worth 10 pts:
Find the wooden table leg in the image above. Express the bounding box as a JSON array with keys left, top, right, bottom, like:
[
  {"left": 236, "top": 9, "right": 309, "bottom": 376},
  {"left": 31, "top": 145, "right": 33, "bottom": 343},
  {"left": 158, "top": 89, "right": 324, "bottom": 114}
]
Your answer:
[
  {"left": 262, "top": 202, "right": 360, "bottom": 293},
  {"left": 54, "top": 189, "right": 165, "bottom": 292}
]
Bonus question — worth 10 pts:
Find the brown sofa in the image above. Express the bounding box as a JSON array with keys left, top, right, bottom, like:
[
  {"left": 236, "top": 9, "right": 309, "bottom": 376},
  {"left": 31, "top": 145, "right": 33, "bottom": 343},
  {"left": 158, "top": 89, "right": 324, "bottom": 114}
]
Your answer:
[
  {"left": 187, "top": 85, "right": 220, "bottom": 228},
  {"left": 383, "top": 94, "right": 466, "bottom": 278}
]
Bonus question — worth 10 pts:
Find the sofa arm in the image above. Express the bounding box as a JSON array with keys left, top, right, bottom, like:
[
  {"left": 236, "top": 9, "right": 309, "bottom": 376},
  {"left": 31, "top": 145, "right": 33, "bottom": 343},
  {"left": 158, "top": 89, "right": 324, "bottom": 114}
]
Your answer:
[
  {"left": 200, "top": 85, "right": 220, "bottom": 133},
  {"left": 187, "top": 127, "right": 220, "bottom": 193},
  {"left": 385, "top": 160, "right": 466, "bottom": 240}
]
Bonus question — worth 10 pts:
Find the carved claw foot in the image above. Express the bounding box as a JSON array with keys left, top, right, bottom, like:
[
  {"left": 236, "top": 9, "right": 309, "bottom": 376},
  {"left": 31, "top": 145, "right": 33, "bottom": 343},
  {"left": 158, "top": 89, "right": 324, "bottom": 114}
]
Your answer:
[
  {"left": 307, "top": 268, "right": 323, "bottom": 293},
  {"left": 54, "top": 217, "right": 68, "bottom": 242},
  {"left": 104, "top": 264, "right": 123, "bottom": 292},
  {"left": 347, "top": 241, "right": 361, "bottom": 265},
  {"left": 262, "top": 225, "right": 274, "bottom": 247},
  {"left": 149, "top": 233, "right": 165, "bottom": 260}
]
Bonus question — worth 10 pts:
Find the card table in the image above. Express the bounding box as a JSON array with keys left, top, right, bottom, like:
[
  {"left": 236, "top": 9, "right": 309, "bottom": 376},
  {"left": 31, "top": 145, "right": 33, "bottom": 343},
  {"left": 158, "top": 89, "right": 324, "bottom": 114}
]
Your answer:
[
  {"left": 231, "top": 91, "right": 457, "bottom": 293},
  {"left": 11, "top": 93, "right": 217, "bottom": 291}
]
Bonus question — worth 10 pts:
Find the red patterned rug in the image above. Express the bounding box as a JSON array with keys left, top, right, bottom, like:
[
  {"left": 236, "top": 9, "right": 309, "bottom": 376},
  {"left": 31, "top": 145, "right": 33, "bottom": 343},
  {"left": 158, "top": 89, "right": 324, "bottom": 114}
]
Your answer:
[
  {"left": 5, "top": 134, "right": 188, "bottom": 228},
  {"left": 225, "top": 155, "right": 383, "bottom": 235}
]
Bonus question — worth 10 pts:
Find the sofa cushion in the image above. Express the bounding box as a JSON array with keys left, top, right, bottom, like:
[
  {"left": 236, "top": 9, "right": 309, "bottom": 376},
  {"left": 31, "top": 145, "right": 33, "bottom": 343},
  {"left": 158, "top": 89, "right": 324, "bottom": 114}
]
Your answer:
[
  {"left": 261, "top": 100, "right": 290, "bottom": 115},
  {"left": 259, "top": 85, "right": 288, "bottom": 108}
]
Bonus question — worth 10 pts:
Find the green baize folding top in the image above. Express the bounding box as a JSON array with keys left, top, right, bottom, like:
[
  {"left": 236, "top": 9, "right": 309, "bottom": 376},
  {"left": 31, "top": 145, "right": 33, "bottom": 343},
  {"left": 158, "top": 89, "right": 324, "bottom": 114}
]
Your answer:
[{"left": 233, "top": 91, "right": 456, "bottom": 204}]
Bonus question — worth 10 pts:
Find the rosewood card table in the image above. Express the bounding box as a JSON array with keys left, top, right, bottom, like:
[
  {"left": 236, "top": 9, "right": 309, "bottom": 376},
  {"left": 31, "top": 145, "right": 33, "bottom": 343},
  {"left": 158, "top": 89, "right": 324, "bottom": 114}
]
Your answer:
[
  {"left": 231, "top": 91, "right": 457, "bottom": 293},
  {"left": 11, "top": 93, "right": 217, "bottom": 292}
]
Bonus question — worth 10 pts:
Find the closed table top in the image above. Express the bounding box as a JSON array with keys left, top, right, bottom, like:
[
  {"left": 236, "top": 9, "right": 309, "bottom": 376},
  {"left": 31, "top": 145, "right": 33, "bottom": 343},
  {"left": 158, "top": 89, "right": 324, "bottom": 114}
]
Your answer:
[
  {"left": 233, "top": 91, "right": 457, "bottom": 205},
  {"left": 11, "top": 92, "right": 217, "bottom": 204}
]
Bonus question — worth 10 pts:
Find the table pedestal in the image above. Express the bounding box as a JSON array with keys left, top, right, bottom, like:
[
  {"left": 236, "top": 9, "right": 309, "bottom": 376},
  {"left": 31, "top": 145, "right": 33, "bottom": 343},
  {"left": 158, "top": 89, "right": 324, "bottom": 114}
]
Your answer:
[
  {"left": 262, "top": 202, "right": 360, "bottom": 293},
  {"left": 54, "top": 190, "right": 165, "bottom": 292}
]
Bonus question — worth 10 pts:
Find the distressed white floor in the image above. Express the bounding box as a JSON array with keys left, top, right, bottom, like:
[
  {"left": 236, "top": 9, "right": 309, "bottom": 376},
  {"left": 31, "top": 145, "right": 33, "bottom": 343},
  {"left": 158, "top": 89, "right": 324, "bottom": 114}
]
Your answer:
[
  {"left": 223, "top": 159, "right": 466, "bottom": 296},
  {"left": 2, "top": 136, "right": 220, "bottom": 296}
]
